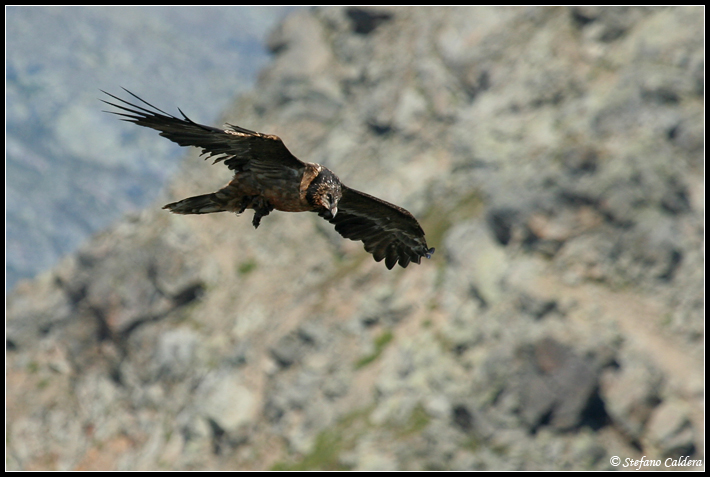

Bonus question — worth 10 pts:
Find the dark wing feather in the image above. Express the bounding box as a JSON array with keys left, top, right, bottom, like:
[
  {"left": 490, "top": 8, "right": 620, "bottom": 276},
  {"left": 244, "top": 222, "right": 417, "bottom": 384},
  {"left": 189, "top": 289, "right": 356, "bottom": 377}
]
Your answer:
[
  {"left": 328, "top": 186, "right": 434, "bottom": 269},
  {"left": 100, "top": 89, "right": 304, "bottom": 172}
]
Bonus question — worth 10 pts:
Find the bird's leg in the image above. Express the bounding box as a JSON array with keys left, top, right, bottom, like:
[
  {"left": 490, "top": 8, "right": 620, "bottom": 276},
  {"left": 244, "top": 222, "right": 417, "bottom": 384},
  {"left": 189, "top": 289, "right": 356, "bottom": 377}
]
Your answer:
[
  {"left": 251, "top": 199, "right": 274, "bottom": 229},
  {"left": 237, "top": 195, "right": 255, "bottom": 215}
]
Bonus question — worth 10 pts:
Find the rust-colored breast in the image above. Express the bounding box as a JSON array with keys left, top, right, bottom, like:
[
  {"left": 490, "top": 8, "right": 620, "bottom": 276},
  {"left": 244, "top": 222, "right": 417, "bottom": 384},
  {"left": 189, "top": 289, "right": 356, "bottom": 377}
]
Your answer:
[
  {"left": 261, "top": 181, "right": 312, "bottom": 212},
  {"left": 257, "top": 163, "right": 321, "bottom": 213},
  {"left": 220, "top": 163, "right": 321, "bottom": 213}
]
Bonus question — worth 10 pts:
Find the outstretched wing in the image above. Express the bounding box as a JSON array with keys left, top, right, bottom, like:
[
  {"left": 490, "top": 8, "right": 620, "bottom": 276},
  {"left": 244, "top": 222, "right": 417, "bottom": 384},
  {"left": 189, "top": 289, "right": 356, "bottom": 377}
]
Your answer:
[
  {"left": 101, "top": 88, "right": 304, "bottom": 173},
  {"left": 328, "top": 186, "right": 434, "bottom": 269}
]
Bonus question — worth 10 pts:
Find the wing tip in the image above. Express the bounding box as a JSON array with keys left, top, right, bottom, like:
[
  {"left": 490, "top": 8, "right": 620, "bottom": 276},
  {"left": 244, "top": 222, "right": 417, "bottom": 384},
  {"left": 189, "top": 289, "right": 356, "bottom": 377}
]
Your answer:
[{"left": 370, "top": 244, "right": 434, "bottom": 269}]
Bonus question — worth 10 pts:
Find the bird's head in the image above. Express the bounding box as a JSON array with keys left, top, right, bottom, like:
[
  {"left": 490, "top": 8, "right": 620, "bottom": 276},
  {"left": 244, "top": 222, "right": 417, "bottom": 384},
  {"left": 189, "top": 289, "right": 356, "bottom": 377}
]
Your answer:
[{"left": 307, "top": 168, "right": 342, "bottom": 220}]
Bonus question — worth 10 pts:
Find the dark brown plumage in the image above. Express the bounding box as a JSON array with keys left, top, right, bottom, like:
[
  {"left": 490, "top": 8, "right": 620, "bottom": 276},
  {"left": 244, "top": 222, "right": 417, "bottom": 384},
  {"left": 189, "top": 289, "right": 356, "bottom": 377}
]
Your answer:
[{"left": 101, "top": 89, "right": 434, "bottom": 269}]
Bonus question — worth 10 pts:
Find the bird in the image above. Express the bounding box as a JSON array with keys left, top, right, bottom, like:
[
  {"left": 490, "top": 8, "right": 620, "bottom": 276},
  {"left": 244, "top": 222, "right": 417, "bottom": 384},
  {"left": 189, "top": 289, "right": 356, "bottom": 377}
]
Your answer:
[{"left": 101, "top": 89, "right": 434, "bottom": 269}]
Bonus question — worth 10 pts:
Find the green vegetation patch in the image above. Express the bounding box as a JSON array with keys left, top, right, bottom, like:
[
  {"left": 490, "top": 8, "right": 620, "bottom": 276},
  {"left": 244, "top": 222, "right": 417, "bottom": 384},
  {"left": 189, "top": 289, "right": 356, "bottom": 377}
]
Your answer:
[
  {"left": 419, "top": 189, "right": 485, "bottom": 266},
  {"left": 271, "top": 407, "right": 374, "bottom": 471},
  {"left": 237, "top": 259, "right": 257, "bottom": 276},
  {"left": 355, "top": 329, "right": 394, "bottom": 369},
  {"left": 396, "top": 403, "right": 431, "bottom": 437}
]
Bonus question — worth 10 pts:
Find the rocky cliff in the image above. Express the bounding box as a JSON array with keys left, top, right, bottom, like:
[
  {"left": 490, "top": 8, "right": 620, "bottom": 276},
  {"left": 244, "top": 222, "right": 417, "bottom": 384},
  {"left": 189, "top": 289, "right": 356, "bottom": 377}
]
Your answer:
[{"left": 7, "top": 6, "right": 704, "bottom": 470}]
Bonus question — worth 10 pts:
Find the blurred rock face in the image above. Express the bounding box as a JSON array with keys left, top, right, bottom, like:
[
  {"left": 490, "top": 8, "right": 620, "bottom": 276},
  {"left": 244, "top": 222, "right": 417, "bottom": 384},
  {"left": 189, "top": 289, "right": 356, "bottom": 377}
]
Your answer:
[{"left": 7, "top": 6, "right": 704, "bottom": 471}]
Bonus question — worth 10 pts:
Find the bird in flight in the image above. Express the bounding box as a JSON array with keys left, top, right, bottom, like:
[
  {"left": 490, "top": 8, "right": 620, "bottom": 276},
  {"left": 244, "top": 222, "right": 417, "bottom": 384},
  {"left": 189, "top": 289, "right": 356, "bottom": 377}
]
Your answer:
[{"left": 101, "top": 89, "right": 434, "bottom": 269}]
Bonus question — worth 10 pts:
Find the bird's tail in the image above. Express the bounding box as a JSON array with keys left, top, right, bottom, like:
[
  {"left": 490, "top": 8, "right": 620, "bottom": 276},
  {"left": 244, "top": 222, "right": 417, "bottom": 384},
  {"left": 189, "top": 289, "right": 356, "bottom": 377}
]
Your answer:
[{"left": 163, "top": 193, "right": 226, "bottom": 215}]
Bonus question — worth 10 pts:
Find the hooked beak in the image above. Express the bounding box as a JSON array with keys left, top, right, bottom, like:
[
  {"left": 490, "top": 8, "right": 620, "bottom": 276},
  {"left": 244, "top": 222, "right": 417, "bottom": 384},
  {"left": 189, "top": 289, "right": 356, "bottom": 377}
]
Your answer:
[{"left": 319, "top": 206, "right": 338, "bottom": 220}]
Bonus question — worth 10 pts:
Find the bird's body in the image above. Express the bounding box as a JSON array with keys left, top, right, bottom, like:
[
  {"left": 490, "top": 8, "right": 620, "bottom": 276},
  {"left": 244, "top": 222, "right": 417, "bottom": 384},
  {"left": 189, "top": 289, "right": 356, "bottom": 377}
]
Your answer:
[{"left": 102, "top": 89, "right": 434, "bottom": 269}]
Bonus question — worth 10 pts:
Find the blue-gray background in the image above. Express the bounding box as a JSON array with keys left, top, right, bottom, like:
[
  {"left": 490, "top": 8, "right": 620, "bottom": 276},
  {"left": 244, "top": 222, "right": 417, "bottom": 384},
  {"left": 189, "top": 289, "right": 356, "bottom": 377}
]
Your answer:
[{"left": 6, "top": 6, "right": 296, "bottom": 290}]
